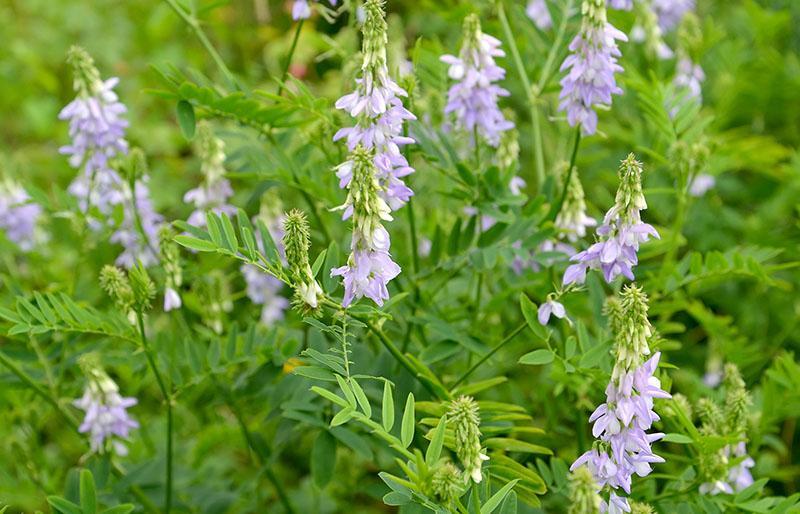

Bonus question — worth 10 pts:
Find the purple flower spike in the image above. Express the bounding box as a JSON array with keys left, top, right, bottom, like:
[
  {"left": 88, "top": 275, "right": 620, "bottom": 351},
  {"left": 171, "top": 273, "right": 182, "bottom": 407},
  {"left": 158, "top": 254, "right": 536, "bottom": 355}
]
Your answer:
[
  {"left": 0, "top": 180, "right": 42, "bottom": 251},
  {"left": 441, "top": 14, "right": 513, "bottom": 147},
  {"left": 74, "top": 373, "right": 139, "bottom": 456},
  {"left": 558, "top": 0, "right": 627, "bottom": 135}
]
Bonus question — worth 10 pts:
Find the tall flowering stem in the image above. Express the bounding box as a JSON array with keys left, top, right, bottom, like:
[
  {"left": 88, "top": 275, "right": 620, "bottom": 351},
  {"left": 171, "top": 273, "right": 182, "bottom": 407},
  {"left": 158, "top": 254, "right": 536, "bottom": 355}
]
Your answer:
[
  {"left": 571, "top": 285, "right": 671, "bottom": 513},
  {"left": 441, "top": 14, "right": 513, "bottom": 148},
  {"left": 559, "top": 0, "right": 627, "bottom": 135},
  {"left": 334, "top": 0, "right": 416, "bottom": 212},
  {"left": 331, "top": 147, "right": 400, "bottom": 307},
  {"left": 564, "top": 154, "right": 659, "bottom": 286},
  {"left": 184, "top": 121, "right": 236, "bottom": 228}
]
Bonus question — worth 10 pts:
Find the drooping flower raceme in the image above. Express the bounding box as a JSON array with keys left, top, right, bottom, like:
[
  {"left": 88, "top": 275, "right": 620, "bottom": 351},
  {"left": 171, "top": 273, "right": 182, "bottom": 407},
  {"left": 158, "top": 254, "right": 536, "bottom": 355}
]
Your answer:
[
  {"left": 184, "top": 122, "right": 236, "bottom": 228},
  {"left": 291, "top": 0, "right": 338, "bottom": 20},
  {"left": 59, "top": 46, "right": 128, "bottom": 217},
  {"left": 0, "top": 178, "right": 42, "bottom": 251},
  {"left": 441, "top": 14, "right": 513, "bottom": 147},
  {"left": 526, "top": 0, "right": 553, "bottom": 31},
  {"left": 332, "top": 147, "right": 400, "bottom": 307},
  {"left": 571, "top": 286, "right": 670, "bottom": 513},
  {"left": 564, "top": 154, "right": 659, "bottom": 286},
  {"left": 73, "top": 366, "right": 139, "bottom": 456},
  {"left": 334, "top": 0, "right": 416, "bottom": 212},
  {"left": 559, "top": 0, "right": 628, "bottom": 135}
]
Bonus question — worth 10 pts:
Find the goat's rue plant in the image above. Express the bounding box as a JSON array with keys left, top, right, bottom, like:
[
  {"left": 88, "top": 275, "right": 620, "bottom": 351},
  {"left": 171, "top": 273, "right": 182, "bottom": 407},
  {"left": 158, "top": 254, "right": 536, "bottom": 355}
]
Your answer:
[{"left": 1, "top": 0, "right": 799, "bottom": 513}]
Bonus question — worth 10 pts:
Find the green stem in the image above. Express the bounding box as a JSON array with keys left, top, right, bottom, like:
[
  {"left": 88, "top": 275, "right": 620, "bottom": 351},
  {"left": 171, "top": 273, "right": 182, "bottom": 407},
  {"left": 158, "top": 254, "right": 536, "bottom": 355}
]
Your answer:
[
  {"left": 162, "top": 0, "right": 239, "bottom": 89},
  {"left": 136, "top": 312, "right": 173, "bottom": 514},
  {"left": 497, "top": 1, "right": 546, "bottom": 189},
  {"left": 277, "top": 20, "right": 305, "bottom": 96},
  {"left": 451, "top": 322, "right": 527, "bottom": 388},
  {"left": 535, "top": 0, "right": 575, "bottom": 93},
  {"left": 550, "top": 127, "right": 581, "bottom": 222},
  {"left": 212, "top": 376, "right": 296, "bottom": 513},
  {"left": 407, "top": 198, "right": 421, "bottom": 277}
]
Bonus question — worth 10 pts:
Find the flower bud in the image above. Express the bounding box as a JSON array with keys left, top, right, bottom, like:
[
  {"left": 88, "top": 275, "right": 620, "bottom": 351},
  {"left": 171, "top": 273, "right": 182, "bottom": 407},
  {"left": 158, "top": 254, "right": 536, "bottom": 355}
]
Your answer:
[
  {"left": 448, "top": 395, "right": 488, "bottom": 483},
  {"left": 283, "top": 209, "right": 323, "bottom": 310},
  {"left": 612, "top": 284, "right": 653, "bottom": 376},
  {"left": 128, "top": 263, "right": 156, "bottom": 312},
  {"left": 567, "top": 465, "right": 601, "bottom": 514},
  {"left": 430, "top": 461, "right": 464, "bottom": 505},
  {"left": 66, "top": 45, "right": 102, "bottom": 97},
  {"left": 100, "top": 265, "right": 135, "bottom": 312}
]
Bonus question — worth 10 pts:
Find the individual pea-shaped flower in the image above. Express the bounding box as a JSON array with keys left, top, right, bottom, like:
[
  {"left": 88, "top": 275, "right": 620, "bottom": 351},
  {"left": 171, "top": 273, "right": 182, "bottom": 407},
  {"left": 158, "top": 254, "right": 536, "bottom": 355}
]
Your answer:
[
  {"left": 538, "top": 297, "right": 567, "bottom": 326},
  {"left": 441, "top": 14, "right": 513, "bottom": 147},
  {"left": 559, "top": 0, "right": 628, "bottom": 135},
  {"left": 291, "top": 0, "right": 338, "bottom": 20}
]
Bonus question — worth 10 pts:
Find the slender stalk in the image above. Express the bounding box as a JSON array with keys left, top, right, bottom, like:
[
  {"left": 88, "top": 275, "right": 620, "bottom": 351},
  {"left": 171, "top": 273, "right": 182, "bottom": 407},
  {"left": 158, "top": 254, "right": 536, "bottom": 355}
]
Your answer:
[
  {"left": 0, "top": 349, "right": 80, "bottom": 429},
  {"left": 496, "top": 1, "right": 545, "bottom": 189},
  {"left": 277, "top": 20, "right": 305, "bottom": 96},
  {"left": 135, "top": 312, "right": 173, "bottom": 514},
  {"left": 407, "top": 198, "right": 421, "bottom": 277},
  {"left": 452, "top": 322, "right": 527, "bottom": 388},
  {"left": 550, "top": 127, "right": 581, "bottom": 221},
  {"left": 535, "top": 0, "right": 575, "bottom": 93},
  {"left": 212, "top": 376, "right": 296, "bottom": 513},
  {"left": 162, "top": 0, "right": 239, "bottom": 89}
]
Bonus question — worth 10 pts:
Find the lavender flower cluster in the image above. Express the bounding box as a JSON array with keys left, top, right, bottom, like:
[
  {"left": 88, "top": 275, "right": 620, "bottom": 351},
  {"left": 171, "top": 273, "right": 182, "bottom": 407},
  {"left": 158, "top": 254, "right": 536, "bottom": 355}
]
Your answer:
[
  {"left": 564, "top": 155, "right": 659, "bottom": 286},
  {"left": 331, "top": 0, "right": 408, "bottom": 306},
  {"left": 333, "top": 0, "right": 415, "bottom": 213},
  {"left": 0, "top": 179, "right": 42, "bottom": 251},
  {"left": 572, "top": 286, "right": 670, "bottom": 513},
  {"left": 441, "top": 14, "right": 513, "bottom": 147},
  {"left": 559, "top": 0, "right": 627, "bottom": 135},
  {"left": 60, "top": 47, "right": 163, "bottom": 268},
  {"left": 73, "top": 371, "right": 139, "bottom": 456}
]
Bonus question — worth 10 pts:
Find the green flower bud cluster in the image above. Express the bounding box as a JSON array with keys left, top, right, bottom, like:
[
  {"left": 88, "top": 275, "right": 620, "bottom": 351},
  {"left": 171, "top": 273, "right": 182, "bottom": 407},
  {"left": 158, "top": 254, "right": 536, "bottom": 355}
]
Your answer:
[
  {"left": 348, "top": 147, "right": 392, "bottom": 251},
  {"left": 567, "top": 465, "right": 601, "bottom": 514},
  {"left": 612, "top": 285, "right": 653, "bottom": 377},
  {"left": 612, "top": 154, "right": 647, "bottom": 226},
  {"left": 448, "top": 395, "right": 488, "bottom": 483},
  {"left": 195, "top": 121, "right": 227, "bottom": 185},
  {"left": 159, "top": 227, "right": 183, "bottom": 291},
  {"left": 283, "top": 209, "right": 323, "bottom": 310},
  {"left": 497, "top": 121, "right": 520, "bottom": 171},
  {"left": 429, "top": 461, "right": 464, "bottom": 505},
  {"left": 100, "top": 265, "right": 135, "bottom": 313},
  {"left": 361, "top": 0, "right": 389, "bottom": 74},
  {"left": 630, "top": 501, "right": 656, "bottom": 514},
  {"left": 66, "top": 45, "right": 102, "bottom": 97}
]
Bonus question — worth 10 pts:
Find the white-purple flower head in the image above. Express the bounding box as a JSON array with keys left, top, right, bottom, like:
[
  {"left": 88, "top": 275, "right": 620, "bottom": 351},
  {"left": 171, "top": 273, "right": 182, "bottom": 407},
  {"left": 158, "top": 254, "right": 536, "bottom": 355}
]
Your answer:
[
  {"left": 572, "top": 286, "right": 670, "bottom": 510},
  {"left": 184, "top": 122, "right": 236, "bottom": 228},
  {"left": 333, "top": 0, "right": 416, "bottom": 212},
  {"left": 0, "top": 179, "right": 42, "bottom": 251},
  {"left": 526, "top": 0, "right": 553, "bottom": 30},
  {"left": 441, "top": 14, "right": 513, "bottom": 147},
  {"left": 608, "top": 0, "right": 633, "bottom": 10},
  {"left": 559, "top": 0, "right": 627, "bottom": 135},
  {"left": 331, "top": 147, "right": 400, "bottom": 307},
  {"left": 73, "top": 368, "right": 138, "bottom": 456},
  {"left": 652, "top": 0, "right": 694, "bottom": 32},
  {"left": 673, "top": 57, "right": 705, "bottom": 108},
  {"left": 564, "top": 155, "right": 658, "bottom": 286},
  {"left": 60, "top": 46, "right": 129, "bottom": 216}
]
